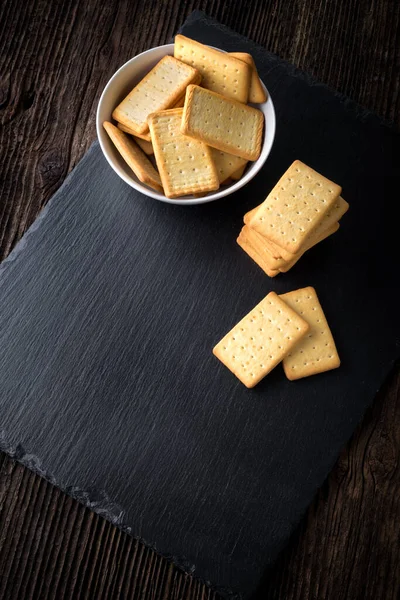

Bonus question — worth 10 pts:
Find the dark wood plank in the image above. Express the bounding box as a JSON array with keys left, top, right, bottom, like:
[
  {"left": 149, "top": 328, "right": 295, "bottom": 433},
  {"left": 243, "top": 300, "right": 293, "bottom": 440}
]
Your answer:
[{"left": 0, "top": 1, "right": 399, "bottom": 599}]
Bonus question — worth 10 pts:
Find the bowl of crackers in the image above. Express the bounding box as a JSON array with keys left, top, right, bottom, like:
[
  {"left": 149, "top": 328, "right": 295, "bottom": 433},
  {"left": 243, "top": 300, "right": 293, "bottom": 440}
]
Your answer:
[{"left": 97, "top": 36, "right": 276, "bottom": 204}]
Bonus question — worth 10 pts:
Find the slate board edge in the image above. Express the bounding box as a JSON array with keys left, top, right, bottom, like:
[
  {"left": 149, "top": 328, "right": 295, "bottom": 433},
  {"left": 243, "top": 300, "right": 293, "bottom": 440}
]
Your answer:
[
  {"left": 2, "top": 362, "right": 399, "bottom": 600},
  {"left": 0, "top": 12, "right": 398, "bottom": 600},
  {"left": 0, "top": 425, "right": 241, "bottom": 599}
]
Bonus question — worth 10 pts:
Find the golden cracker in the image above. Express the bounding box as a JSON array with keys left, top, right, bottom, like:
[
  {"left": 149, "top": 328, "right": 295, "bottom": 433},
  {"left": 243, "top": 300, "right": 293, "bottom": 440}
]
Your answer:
[
  {"left": 242, "top": 225, "right": 291, "bottom": 269},
  {"left": 280, "top": 287, "right": 340, "bottom": 380},
  {"left": 182, "top": 85, "right": 264, "bottom": 161},
  {"left": 133, "top": 136, "right": 153, "bottom": 155},
  {"left": 231, "top": 163, "right": 248, "bottom": 180},
  {"left": 148, "top": 108, "right": 219, "bottom": 199},
  {"left": 243, "top": 222, "right": 339, "bottom": 271},
  {"left": 244, "top": 206, "right": 294, "bottom": 260},
  {"left": 117, "top": 123, "right": 152, "bottom": 142},
  {"left": 229, "top": 52, "right": 267, "bottom": 103},
  {"left": 173, "top": 95, "right": 186, "bottom": 108},
  {"left": 248, "top": 161, "right": 342, "bottom": 253},
  {"left": 213, "top": 291, "right": 309, "bottom": 388},
  {"left": 245, "top": 196, "right": 348, "bottom": 260},
  {"left": 211, "top": 148, "right": 248, "bottom": 183},
  {"left": 112, "top": 55, "right": 200, "bottom": 135},
  {"left": 174, "top": 34, "right": 251, "bottom": 103},
  {"left": 103, "top": 122, "right": 163, "bottom": 192},
  {"left": 237, "top": 229, "right": 279, "bottom": 278}
]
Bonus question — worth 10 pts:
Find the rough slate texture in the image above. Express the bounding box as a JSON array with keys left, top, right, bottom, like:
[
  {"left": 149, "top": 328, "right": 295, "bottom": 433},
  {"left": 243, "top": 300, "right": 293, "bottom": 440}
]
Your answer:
[{"left": 0, "top": 11, "right": 399, "bottom": 600}]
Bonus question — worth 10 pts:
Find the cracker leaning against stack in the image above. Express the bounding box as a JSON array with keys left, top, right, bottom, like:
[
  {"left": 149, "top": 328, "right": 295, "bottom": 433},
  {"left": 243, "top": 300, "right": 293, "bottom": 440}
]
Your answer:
[
  {"left": 238, "top": 160, "right": 349, "bottom": 276},
  {"left": 103, "top": 35, "right": 266, "bottom": 198}
]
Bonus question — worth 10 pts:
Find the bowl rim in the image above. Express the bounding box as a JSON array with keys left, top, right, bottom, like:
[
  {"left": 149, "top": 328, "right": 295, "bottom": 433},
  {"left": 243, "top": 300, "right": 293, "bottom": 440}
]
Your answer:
[{"left": 96, "top": 43, "right": 276, "bottom": 205}]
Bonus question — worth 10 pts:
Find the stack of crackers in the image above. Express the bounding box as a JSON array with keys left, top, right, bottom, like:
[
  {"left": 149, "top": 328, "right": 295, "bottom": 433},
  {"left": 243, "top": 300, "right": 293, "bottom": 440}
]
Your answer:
[
  {"left": 103, "top": 35, "right": 266, "bottom": 198},
  {"left": 238, "top": 161, "right": 349, "bottom": 276},
  {"left": 213, "top": 287, "right": 340, "bottom": 387}
]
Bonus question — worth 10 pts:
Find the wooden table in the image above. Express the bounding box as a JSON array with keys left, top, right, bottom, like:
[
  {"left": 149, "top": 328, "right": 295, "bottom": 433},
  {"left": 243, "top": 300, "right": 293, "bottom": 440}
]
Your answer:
[{"left": 1, "top": 1, "right": 399, "bottom": 598}]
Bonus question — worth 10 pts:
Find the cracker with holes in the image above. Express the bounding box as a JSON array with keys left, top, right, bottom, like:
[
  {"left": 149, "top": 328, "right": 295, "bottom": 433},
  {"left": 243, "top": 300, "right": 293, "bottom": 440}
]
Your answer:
[
  {"left": 174, "top": 35, "right": 251, "bottom": 103},
  {"left": 280, "top": 287, "right": 340, "bottom": 380},
  {"left": 211, "top": 149, "right": 248, "bottom": 183},
  {"left": 112, "top": 55, "right": 201, "bottom": 136},
  {"left": 103, "top": 122, "right": 163, "bottom": 192},
  {"left": 148, "top": 108, "right": 219, "bottom": 199},
  {"left": 240, "top": 222, "right": 340, "bottom": 272},
  {"left": 229, "top": 52, "right": 267, "bottom": 103},
  {"left": 213, "top": 292, "right": 309, "bottom": 388},
  {"left": 182, "top": 85, "right": 264, "bottom": 161},
  {"left": 244, "top": 195, "right": 349, "bottom": 261},
  {"left": 248, "top": 160, "right": 342, "bottom": 254}
]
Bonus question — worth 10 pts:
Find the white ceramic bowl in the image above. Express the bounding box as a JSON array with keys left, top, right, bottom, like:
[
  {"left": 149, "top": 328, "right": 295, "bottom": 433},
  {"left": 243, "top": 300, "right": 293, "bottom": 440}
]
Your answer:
[{"left": 96, "top": 43, "right": 276, "bottom": 205}]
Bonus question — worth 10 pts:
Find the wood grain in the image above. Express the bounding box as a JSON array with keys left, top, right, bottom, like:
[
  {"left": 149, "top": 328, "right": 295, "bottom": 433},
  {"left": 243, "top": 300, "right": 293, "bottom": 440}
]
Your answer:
[{"left": 0, "top": 1, "right": 399, "bottom": 599}]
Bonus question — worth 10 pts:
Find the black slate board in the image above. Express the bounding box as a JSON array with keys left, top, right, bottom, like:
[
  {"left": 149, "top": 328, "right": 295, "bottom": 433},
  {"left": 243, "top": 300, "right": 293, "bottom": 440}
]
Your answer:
[{"left": 1, "top": 11, "right": 399, "bottom": 599}]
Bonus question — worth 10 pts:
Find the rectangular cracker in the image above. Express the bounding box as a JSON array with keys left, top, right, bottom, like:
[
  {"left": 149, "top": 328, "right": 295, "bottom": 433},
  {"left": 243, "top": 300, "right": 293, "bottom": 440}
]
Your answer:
[
  {"left": 231, "top": 163, "right": 247, "bottom": 180},
  {"left": 243, "top": 222, "right": 339, "bottom": 270},
  {"left": 280, "top": 287, "right": 340, "bottom": 380},
  {"left": 174, "top": 35, "right": 251, "bottom": 103},
  {"left": 112, "top": 55, "right": 201, "bottom": 135},
  {"left": 245, "top": 195, "right": 348, "bottom": 261},
  {"left": 103, "top": 122, "right": 163, "bottom": 192},
  {"left": 148, "top": 108, "right": 219, "bottom": 199},
  {"left": 133, "top": 136, "right": 153, "bottom": 155},
  {"left": 229, "top": 52, "right": 267, "bottom": 103},
  {"left": 182, "top": 85, "right": 264, "bottom": 161},
  {"left": 213, "top": 291, "right": 309, "bottom": 388},
  {"left": 211, "top": 149, "right": 248, "bottom": 183},
  {"left": 117, "top": 123, "right": 152, "bottom": 142},
  {"left": 248, "top": 160, "right": 342, "bottom": 253},
  {"left": 244, "top": 205, "right": 295, "bottom": 260},
  {"left": 243, "top": 225, "right": 295, "bottom": 269},
  {"left": 237, "top": 229, "right": 279, "bottom": 278}
]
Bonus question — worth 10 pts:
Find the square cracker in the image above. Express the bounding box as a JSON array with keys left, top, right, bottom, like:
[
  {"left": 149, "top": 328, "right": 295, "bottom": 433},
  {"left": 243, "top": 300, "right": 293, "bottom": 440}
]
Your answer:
[
  {"left": 244, "top": 195, "right": 348, "bottom": 261},
  {"left": 103, "top": 122, "right": 162, "bottom": 192},
  {"left": 237, "top": 229, "right": 279, "bottom": 278},
  {"left": 229, "top": 52, "right": 267, "bottom": 103},
  {"left": 148, "top": 108, "right": 219, "bottom": 199},
  {"left": 174, "top": 35, "right": 251, "bottom": 103},
  {"left": 112, "top": 55, "right": 200, "bottom": 135},
  {"left": 280, "top": 287, "right": 340, "bottom": 380},
  {"left": 213, "top": 291, "right": 309, "bottom": 388},
  {"left": 248, "top": 160, "right": 342, "bottom": 253},
  {"left": 182, "top": 85, "right": 264, "bottom": 161},
  {"left": 211, "top": 149, "right": 247, "bottom": 183}
]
